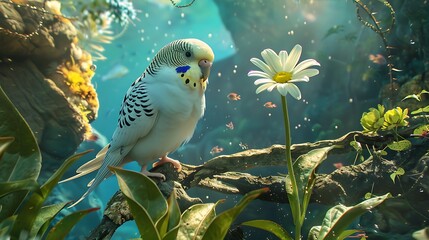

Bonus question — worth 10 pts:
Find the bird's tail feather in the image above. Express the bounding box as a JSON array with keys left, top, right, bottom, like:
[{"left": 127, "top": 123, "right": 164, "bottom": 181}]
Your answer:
[
  {"left": 59, "top": 145, "right": 109, "bottom": 184},
  {"left": 68, "top": 146, "right": 127, "bottom": 208}
]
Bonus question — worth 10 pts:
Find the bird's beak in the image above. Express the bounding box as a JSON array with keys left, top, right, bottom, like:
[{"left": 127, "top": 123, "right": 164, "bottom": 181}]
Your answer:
[{"left": 199, "top": 59, "right": 212, "bottom": 82}]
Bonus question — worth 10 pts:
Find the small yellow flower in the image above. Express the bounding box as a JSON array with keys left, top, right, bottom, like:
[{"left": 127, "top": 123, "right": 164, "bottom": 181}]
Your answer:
[
  {"left": 248, "top": 45, "right": 320, "bottom": 100},
  {"left": 382, "top": 107, "right": 409, "bottom": 130},
  {"left": 360, "top": 104, "right": 385, "bottom": 133}
]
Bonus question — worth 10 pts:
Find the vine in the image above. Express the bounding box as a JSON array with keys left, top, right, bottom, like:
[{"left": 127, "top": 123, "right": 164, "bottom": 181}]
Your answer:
[{"left": 354, "top": 0, "right": 397, "bottom": 106}]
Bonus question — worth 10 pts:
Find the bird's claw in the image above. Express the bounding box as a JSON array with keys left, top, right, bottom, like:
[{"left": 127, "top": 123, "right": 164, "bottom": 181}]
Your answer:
[
  {"left": 153, "top": 156, "right": 182, "bottom": 172},
  {"left": 141, "top": 169, "right": 166, "bottom": 181}
]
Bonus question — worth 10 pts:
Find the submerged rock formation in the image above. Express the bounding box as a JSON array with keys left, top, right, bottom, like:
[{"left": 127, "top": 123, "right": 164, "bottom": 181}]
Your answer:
[{"left": 0, "top": 0, "right": 98, "bottom": 177}]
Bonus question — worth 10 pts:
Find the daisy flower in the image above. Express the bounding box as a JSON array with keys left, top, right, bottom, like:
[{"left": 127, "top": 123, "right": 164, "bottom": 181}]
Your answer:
[{"left": 248, "top": 45, "right": 320, "bottom": 100}]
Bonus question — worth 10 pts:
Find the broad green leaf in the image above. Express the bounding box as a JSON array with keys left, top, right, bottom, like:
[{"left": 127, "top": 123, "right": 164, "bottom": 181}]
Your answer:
[
  {"left": 177, "top": 202, "right": 219, "bottom": 240},
  {"left": 31, "top": 202, "right": 69, "bottom": 238},
  {"left": 157, "top": 191, "right": 181, "bottom": 238},
  {"left": 387, "top": 140, "right": 411, "bottom": 152},
  {"left": 0, "top": 85, "right": 41, "bottom": 220},
  {"left": 0, "top": 215, "right": 16, "bottom": 237},
  {"left": 110, "top": 167, "right": 167, "bottom": 223},
  {"left": 317, "top": 193, "right": 391, "bottom": 240},
  {"left": 10, "top": 151, "right": 90, "bottom": 238},
  {"left": 308, "top": 225, "right": 321, "bottom": 240},
  {"left": 45, "top": 207, "right": 99, "bottom": 240},
  {"left": 0, "top": 179, "right": 39, "bottom": 198},
  {"left": 123, "top": 194, "right": 161, "bottom": 240},
  {"left": 201, "top": 188, "right": 269, "bottom": 240},
  {"left": 292, "top": 146, "right": 335, "bottom": 225},
  {"left": 241, "top": 220, "right": 292, "bottom": 240}
]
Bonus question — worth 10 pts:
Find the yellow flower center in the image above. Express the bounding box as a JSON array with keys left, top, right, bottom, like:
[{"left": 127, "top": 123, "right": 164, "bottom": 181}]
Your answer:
[{"left": 273, "top": 71, "right": 292, "bottom": 83}]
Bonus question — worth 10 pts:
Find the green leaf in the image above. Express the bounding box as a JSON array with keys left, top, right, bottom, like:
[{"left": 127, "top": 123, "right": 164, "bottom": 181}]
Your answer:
[
  {"left": 0, "top": 215, "right": 16, "bottom": 237},
  {"left": 402, "top": 94, "right": 420, "bottom": 102},
  {"left": 0, "top": 85, "right": 41, "bottom": 220},
  {"left": 241, "top": 220, "right": 292, "bottom": 240},
  {"left": 45, "top": 207, "right": 99, "bottom": 240},
  {"left": 110, "top": 167, "right": 167, "bottom": 223},
  {"left": 390, "top": 167, "right": 405, "bottom": 183},
  {"left": 0, "top": 179, "right": 39, "bottom": 198},
  {"left": 349, "top": 141, "right": 362, "bottom": 153},
  {"left": 31, "top": 202, "right": 69, "bottom": 238},
  {"left": 123, "top": 194, "right": 161, "bottom": 240},
  {"left": 177, "top": 202, "right": 220, "bottom": 240},
  {"left": 413, "top": 125, "right": 429, "bottom": 135},
  {"left": 292, "top": 146, "right": 335, "bottom": 225},
  {"left": 316, "top": 193, "right": 391, "bottom": 240},
  {"left": 157, "top": 191, "right": 181, "bottom": 238},
  {"left": 201, "top": 188, "right": 269, "bottom": 240},
  {"left": 10, "top": 151, "right": 90, "bottom": 238},
  {"left": 336, "top": 229, "right": 361, "bottom": 240},
  {"left": 387, "top": 140, "right": 411, "bottom": 152},
  {"left": 411, "top": 105, "right": 429, "bottom": 114}
]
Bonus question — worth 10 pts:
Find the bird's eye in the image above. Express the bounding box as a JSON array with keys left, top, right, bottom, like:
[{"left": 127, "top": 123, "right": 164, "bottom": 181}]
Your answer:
[{"left": 185, "top": 51, "right": 192, "bottom": 57}]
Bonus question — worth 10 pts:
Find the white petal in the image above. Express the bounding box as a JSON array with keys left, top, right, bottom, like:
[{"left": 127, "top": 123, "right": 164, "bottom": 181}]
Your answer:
[
  {"left": 254, "top": 78, "right": 275, "bottom": 85},
  {"left": 279, "top": 50, "right": 288, "bottom": 69},
  {"left": 284, "top": 44, "right": 302, "bottom": 72},
  {"left": 287, "top": 83, "right": 302, "bottom": 100},
  {"left": 267, "top": 84, "right": 277, "bottom": 92},
  {"left": 293, "top": 59, "right": 320, "bottom": 74},
  {"left": 293, "top": 69, "right": 319, "bottom": 79},
  {"left": 250, "top": 58, "right": 275, "bottom": 76},
  {"left": 276, "top": 84, "right": 288, "bottom": 96},
  {"left": 255, "top": 82, "right": 274, "bottom": 94},
  {"left": 288, "top": 77, "right": 309, "bottom": 83},
  {"left": 248, "top": 70, "right": 272, "bottom": 79},
  {"left": 261, "top": 49, "right": 283, "bottom": 72}
]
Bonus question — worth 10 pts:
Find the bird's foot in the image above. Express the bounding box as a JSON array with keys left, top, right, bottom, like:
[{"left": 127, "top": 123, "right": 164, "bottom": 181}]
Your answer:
[
  {"left": 141, "top": 168, "right": 166, "bottom": 181},
  {"left": 153, "top": 155, "right": 182, "bottom": 172}
]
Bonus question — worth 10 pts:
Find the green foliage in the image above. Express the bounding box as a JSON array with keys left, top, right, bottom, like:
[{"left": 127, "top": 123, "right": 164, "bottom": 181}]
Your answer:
[
  {"left": 387, "top": 140, "right": 412, "bottom": 152},
  {"left": 402, "top": 90, "right": 429, "bottom": 102},
  {"left": 308, "top": 193, "right": 391, "bottom": 240},
  {"left": 110, "top": 167, "right": 268, "bottom": 240},
  {"left": 241, "top": 220, "right": 292, "bottom": 240},
  {"left": 0, "top": 86, "right": 96, "bottom": 239},
  {"left": 0, "top": 86, "right": 41, "bottom": 219},
  {"left": 390, "top": 167, "right": 405, "bottom": 183}
]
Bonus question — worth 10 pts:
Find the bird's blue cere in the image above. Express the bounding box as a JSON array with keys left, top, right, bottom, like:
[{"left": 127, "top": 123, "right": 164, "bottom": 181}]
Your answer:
[{"left": 176, "top": 65, "right": 191, "bottom": 73}]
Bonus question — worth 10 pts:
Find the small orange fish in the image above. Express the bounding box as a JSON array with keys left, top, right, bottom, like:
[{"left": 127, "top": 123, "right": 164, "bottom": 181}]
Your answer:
[
  {"left": 347, "top": 232, "right": 367, "bottom": 239},
  {"left": 264, "top": 102, "right": 277, "bottom": 108},
  {"left": 226, "top": 121, "right": 234, "bottom": 130},
  {"left": 333, "top": 162, "right": 343, "bottom": 169},
  {"left": 227, "top": 92, "right": 241, "bottom": 101},
  {"left": 85, "top": 133, "right": 99, "bottom": 142},
  {"left": 369, "top": 54, "right": 387, "bottom": 65},
  {"left": 210, "top": 146, "right": 224, "bottom": 155}
]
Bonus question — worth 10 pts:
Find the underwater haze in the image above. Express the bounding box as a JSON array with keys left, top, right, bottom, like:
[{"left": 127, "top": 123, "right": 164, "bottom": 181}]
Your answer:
[{"left": 0, "top": 0, "right": 428, "bottom": 239}]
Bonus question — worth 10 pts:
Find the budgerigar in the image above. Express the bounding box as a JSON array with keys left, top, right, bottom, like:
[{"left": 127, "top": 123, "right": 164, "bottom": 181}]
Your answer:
[{"left": 61, "top": 39, "right": 214, "bottom": 207}]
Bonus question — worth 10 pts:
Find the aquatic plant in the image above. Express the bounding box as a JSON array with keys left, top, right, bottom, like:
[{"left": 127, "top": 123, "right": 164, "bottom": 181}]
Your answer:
[
  {"left": 0, "top": 87, "right": 96, "bottom": 239},
  {"left": 360, "top": 104, "right": 411, "bottom": 151},
  {"left": 245, "top": 46, "right": 391, "bottom": 239},
  {"left": 360, "top": 104, "right": 385, "bottom": 134},
  {"left": 108, "top": 166, "right": 268, "bottom": 239}
]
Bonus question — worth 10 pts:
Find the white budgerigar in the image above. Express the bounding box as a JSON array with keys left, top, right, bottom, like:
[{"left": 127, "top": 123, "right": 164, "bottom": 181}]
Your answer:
[{"left": 61, "top": 39, "right": 214, "bottom": 207}]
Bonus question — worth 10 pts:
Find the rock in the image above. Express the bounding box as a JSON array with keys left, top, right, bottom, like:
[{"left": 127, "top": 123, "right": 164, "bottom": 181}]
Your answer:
[{"left": 0, "top": 0, "right": 99, "bottom": 180}]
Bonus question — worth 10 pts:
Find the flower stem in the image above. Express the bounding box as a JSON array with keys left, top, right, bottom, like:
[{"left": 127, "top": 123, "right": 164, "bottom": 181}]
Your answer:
[{"left": 281, "top": 95, "right": 301, "bottom": 240}]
